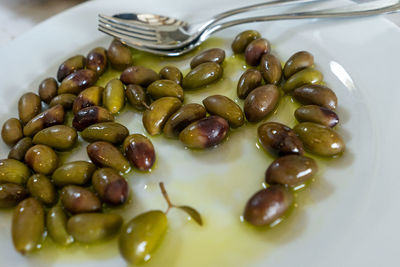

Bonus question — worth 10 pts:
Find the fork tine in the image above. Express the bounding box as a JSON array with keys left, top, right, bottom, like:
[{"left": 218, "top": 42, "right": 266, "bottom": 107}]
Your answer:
[
  {"left": 99, "top": 14, "right": 157, "bottom": 33},
  {"left": 98, "top": 21, "right": 158, "bottom": 42},
  {"left": 99, "top": 18, "right": 157, "bottom": 39}
]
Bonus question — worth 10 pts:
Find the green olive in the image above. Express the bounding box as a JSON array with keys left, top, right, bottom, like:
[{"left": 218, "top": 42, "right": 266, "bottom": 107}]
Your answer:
[
  {"left": 46, "top": 206, "right": 74, "bottom": 246},
  {"left": 231, "top": 30, "right": 261, "bottom": 54},
  {"left": 203, "top": 95, "right": 244, "bottom": 128},
  {"left": 92, "top": 168, "right": 128, "bottom": 205},
  {"left": 282, "top": 68, "right": 323, "bottom": 92},
  {"left": 283, "top": 51, "right": 314, "bottom": 79},
  {"left": 81, "top": 122, "right": 129, "bottom": 144},
  {"left": 72, "top": 106, "right": 114, "bottom": 131},
  {"left": 23, "top": 104, "right": 65, "bottom": 137},
  {"left": 58, "top": 69, "right": 98, "bottom": 95},
  {"left": 190, "top": 48, "right": 225, "bottom": 69},
  {"left": 260, "top": 53, "right": 282, "bottom": 85},
  {"left": 0, "top": 159, "right": 31, "bottom": 184},
  {"left": 72, "top": 86, "right": 104, "bottom": 114},
  {"left": 142, "top": 97, "right": 182, "bottom": 135},
  {"left": 182, "top": 62, "right": 223, "bottom": 90},
  {"left": 49, "top": 94, "right": 77, "bottom": 110},
  {"left": 125, "top": 84, "right": 150, "bottom": 111},
  {"left": 103, "top": 79, "right": 125, "bottom": 114},
  {"left": 8, "top": 137, "right": 33, "bottom": 161},
  {"left": 87, "top": 141, "right": 130, "bottom": 173},
  {"left": 119, "top": 210, "right": 167, "bottom": 265},
  {"left": 27, "top": 174, "right": 57, "bottom": 205},
  {"left": 86, "top": 47, "right": 108, "bottom": 76},
  {"left": 245, "top": 38, "right": 270, "bottom": 66},
  {"left": 294, "top": 105, "right": 339, "bottom": 127},
  {"left": 237, "top": 69, "right": 262, "bottom": 99},
  {"left": 52, "top": 161, "right": 96, "bottom": 187},
  {"left": 38, "top": 77, "right": 58, "bottom": 104},
  {"left": 120, "top": 66, "right": 159, "bottom": 87},
  {"left": 0, "top": 183, "right": 28, "bottom": 208},
  {"left": 33, "top": 125, "right": 77, "bottom": 150},
  {"left": 12, "top": 198, "right": 45, "bottom": 254},
  {"left": 291, "top": 84, "right": 338, "bottom": 110},
  {"left": 159, "top": 66, "right": 182, "bottom": 85},
  {"left": 107, "top": 39, "right": 133, "bottom": 70},
  {"left": 244, "top": 85, "right": 280, "bottom": 122},
  {"left": 18, "top": 92, "right": 42, "bottom": 125},
  {"left": 25, "top": 145, "right": 58, "bottom": 175},
  {"left": 122, "top": 134, "right": 155, "bottom": 171},
  {"left": 1, "top": 118, "right": 23, "bottom": 146},
  {"left": 147, "top": 80, "right": 184, "bottom": 101},
  {"left": 60, "top": 185, "right": 101, "bottom": 214},
  {"left": 57, "top": 55, "right": 86, "bottom": 82}
]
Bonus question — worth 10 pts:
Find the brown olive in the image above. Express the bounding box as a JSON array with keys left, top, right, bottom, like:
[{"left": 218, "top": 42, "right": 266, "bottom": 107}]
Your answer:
[
  {"left": 203, "top": 95, "right": 244, "bottom": 128},
  {"left": 190, "top": 48, "right": 225, "bottom": 69},
  {"left": 87, "top": 141, "right": 131, "bottom": 173},
  {"left": 72, "top": 86, "right": 104, "bottom": 114},
  {"left": 58, "top": 69, "right": 98, "bottom": 95},
  {"left": 0, "top": 183, "right": 28, "bottom": 208},
  {"left": 57, "top": 55, "right": 85, "bottom": 82},
  {"left": 18, "top": 93, "right": 41, "bottom": 125},
  {"left": 159, "top": 66, "right": 183, "bottom": 85},
  {"left": 294, "top": 105, "right": 339, "bottom": 127},
  {"left": 231, "top": 30, "right": 261, "bottom": 54},
  {"left": 92, "top": 168, "right": 128, "bottom": 205},
  {"left": 125, "top": 84, "right": 150, "bottom": 111},
  {"left": 72, "top": 106, "right": 114, "bottom": 131},
  {"left": 49, "top": 94, "right": 77, "bottom": 110},
  {"left": 25, "top": 145, "right": 59, "bottom": 175},
  {"left": 245, "top": 38, "right": 270, "bottom": 66},
  {"left": 260, "top": 53, "right": 282, "bottom": 85},
  {"left": 237, "top": 69, "right": 262, "bottom": 99},
  {"left": 292, "top": 84, "right": 338, "bottom": 110},
  {"left": 120, "top": 66, "right": 159, "bottom": 87},
  {"left": 283, "top": 51, "right": 314, "bottom": 79},
  {"left": 107, "top": 39, "right": 133, "bottom": 70},
  {"left": 244, "top": 85, "right": 279, "bottom": 122},
  {"left": 8, "top": 137, "right": 33, "bottom": 161},
  {"left": 86, "top": 47, "right": 108, "bottom": 76},
  {"left": 122, "top": 134, "right": 155, "bottom": 171},
  {"left": 23, "top": 104, "right": 65, "bottom": 136},
  {"left": 60, "top": 185, "right": 101, "bottom": 214},
  {"left": 38, "top": 77, "right": 58, "bottom": 104},
  {"left": 1, "top": 118, "right": 23, "bottom": 146}
]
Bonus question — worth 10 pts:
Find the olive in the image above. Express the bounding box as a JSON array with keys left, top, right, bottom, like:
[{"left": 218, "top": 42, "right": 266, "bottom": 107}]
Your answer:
[
  {"left": 33, "top": 125, "right": 77, "bottom": 150},
  {"left": 81, "top": 122, "right": 129, "bottom": 144},
  {"left": 8, "top": 137, "right": 32, "bottom": 161},
  {"left": 182, "top": 62, "right": 223, "bottom": 90},
  {"left": 68, "top": 213, "right": 122, "bottom": 243},
  {"left": 147, "top": 80, "right": 184, "bottom": 101},
  {"left": 72, "top": 86, "right": 104, "bottom": 114},
  {"left": 244, "top": 85, "right": 280, "bottom": 122},
  {"left": 0, "top": 183, "right": 28, "bottom": 208},
  {"left": 0, "top": 159, "right": 31, "bottom": 185},
  {"left": 291, "top": 84, "right": 338, "bottom": 110},
  {"left": 12, "top": 198, "right": 45, "bottom": 254},
  {"left": 103, "top": 79, "right": 125, "bottom": 114},
  {"left": 293, "top": 122, "right": 345, "bottom": 157},
  {"left": 23, "top": 104, "right": 65, "bottom": 136},
  {"left": 260, "top": 53, "right": 282, "bottom": 85},
  {"left": 122, "top": 134, "right": 155, "bottom": 171},
  {"left": 142, "top": 97, "right": 182, "bottom": 135},
  {"left": 237, "top": 69, "right": 262, "bottom": 99},
  {"left": 1, "top": 118, "right": 23, "bottom": 146},
  {"left": 52, "top": 161, "right": 96, "bottom": 187},
  {"left": 282, "top": 68, "right": 323, "bottom": 92},
  {"left": 163, "top": 103, "right": 206, "bottom": 138},
  {"left": 258, "top": 122, "right": 304, "bottom": 156},
  {"left": 294, "top": 105, "right": 339, "bottom": 127},
  {"left": 46, "top": 206, "right": 74, "bottom": 245},
  {"left": 27, "top": 174, "right": 57, "bottom": 205},
  {"left": 58, "top": 69, "right": 98, "bottom": 95},
  {"left": 38, "top": 77, "right": 58, "bottom": 104},
  {"left": 107, "top": 39, "right": 133, "bottom": 70},
  {"left": 92, "top": 168, "right": 129, "bottom": 205},
  {"left": 245, "top": 38, "right": 270, "bottom": 66},
  {"left": 243, "top": 185, "right": 293, "bottom": 226},
  {"left": 231, "top": 30, "right": 261, "bottom": 54},
  {"left": 57, "top": 55, "right": 86, "bottom": 82},
  {"left": 265, "top": 155, "right": 318, "bottom": 187},
  {"left": 25, "top": 145, "right": 58, "bottom": 175},
  {"left": 125, "top": 84, "right": 151, "bottom": 111},
  {"left": 119, "top": 210, "right": 167, "bottom": 265},
  {"left": 203, "top": 95, "right": 244, "bottom": 128},
  {"left": 120, "top": 66, "right": 159, "bottom": 87},
  {"left": 49, "top": 94, "right": 77, "bottom": 109},
  {"left": 72, "top": 106, "right": 114, "bottom": 131},
  {"left": 86, "top": 47, "right": 108, "bottom": 76},
  {"left": 87, "top": 141, "right": 130, "bottom": 173},
  {"left": 190, "top": 48, "right": 225, "bottom": 69},
  {"left": 159, "top": 66, "right": 183, "bottom": 85},
  {"left": 60, "top": 185, "right": 101, "bottom": 214},
  {"left": 283, "top": 51, "right": 314, "bottom": 79},
  {"left": 18, "top": 92, "right": 42, "bottom": 125},
  {"left": 179, "top": 116, "right": 229, "bottom": 149}
]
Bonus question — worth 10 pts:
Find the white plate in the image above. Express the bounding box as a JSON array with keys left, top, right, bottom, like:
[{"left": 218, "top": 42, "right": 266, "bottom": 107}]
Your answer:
[{"left": 1, "top": 0, "right": 400, "bottom": 266}]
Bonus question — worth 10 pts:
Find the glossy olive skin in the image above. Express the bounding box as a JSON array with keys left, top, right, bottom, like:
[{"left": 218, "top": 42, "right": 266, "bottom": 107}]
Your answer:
[
  {"left": 159, "top": 66, "right": 183, "bottom": 85},
  {"left": 163, "top": 103, "right": 206, "bottom": 138},
  {"left": 231, "top": 30, "right": 261, "bottom": 54},
  {"left": 243, "top": 185, "right": 293, "bottom": 226},
  {"left": 147, "top": 80, "right": 184, "bottom": 101},
  {"left": 25, "top": 145, "right": 58, "bottom": 175},
  {"left": 27, "top": 174, "right": 57, "bottom": 205},
  {"left": 103, "top": 79, "right": 125, "bottom": 114},
  {"left": 87, "top": 141, "right": 130, "bottom": 173},
  {"left": 33, "top": 125, "right": 77, "bottom": 150},
  {"left": 265, "top": 155, "right": 318, "bottom": 187},
  {"left": 38, "top": 77, "right": 58, "bottom": 104},
  {"left": 107, "top": 39, "right": 133, "bottom": 70},
  {"left": 72, "top": 106, "right": 114, "bottom": 131},
  {"left": 245, "top": 38, "right": 270, "bottom": 66},
  {"left": 179, "top": 116, "right": 229, "bottom": 149},
  {"left": 244, "top": 85, "right": 279, "bottom": 122},
  {"left": 282, "top": 68, "right": 323, "bottom": 92},
  {"left": 2, "top": 118, "right": 23, "bottom": 146},
  {"left": 57, "top": 55, "right": 86, "bottom": 82},
  {"left": 8, "top": 137, "right": 33, "bottom": 161},
  {"left": 292, "top": 84, "right": 338, "bottom": 110},
  {"left": 237, "top": 69, "right": 262, "bottom": 99},
  {"left": 190, "top": 48, "right": 225, "bottom": 69},
  {"left": 119, "top": 210, "right": 167, "bottom": 265},
  {"left": 293, "top": 122, "right": 345, "bottom": 157},
  {"left": 0, "top": 159, "right": 31, "bottom": 184},
  {"left": 294, "top": 105, "right": 339, "bottom": 127},
  {"left": 260, "top": 53, "right": 282, "bottom": 85},
  {"left": 258, "top": 122, "right": 304, "bottom": 156},
  {"left": 0, "top": 183, "right": 27, "bottom": 208},
  {"left": 283, "top": 51, "right": 314, "bottom": 79},
  {"left": 12, "top": 198, "right": 45, "bottom": 254},
  {"left": 86, "top": 47, "right": 108, "bottom": 76},
  {"left": 52, "top": 161, "right": 96, "bottom": 187},
  {"left": 49, "top": 94, "right": 77, "bottom": 109},
  {"left": 23, "top": 104, "right": 65, "bottom": 136},
  {"left": 122, "top": 134, "right": 155, "bottom": 171},
  {"left": 203, "top": 95, "right": 244, "bottom": 128},
  {"left": 81, "top": 122, "right": 129, "bottom": 144},
  {"left": 125, "top": 84, "right": 150, "bottom": 111},
  {"left": 18, "top": 92, "right": 42, "bottom": 125},
  {"left": 46, "top": 206, "right": 74, "bottom": 245},
  {"left": 120, "top": 66, "right": 159, "bottom": 87},
  {"left": 92, "top": 168, "right": 129, "bottom": 205},
  {"left": 60, "top": 185, "right": 101, "bottom": 214},
  {"left": 142, "top": 97, "right": 182, "bottom": 135},
  {"left": 72, "top": 86, "right": 104, "bottom": 114},
  {"left": 182, "top": 62, "right": 223, "bottom": 90},
  {"left": 58, "top": 69, "right": 98, "bottom": 95}
]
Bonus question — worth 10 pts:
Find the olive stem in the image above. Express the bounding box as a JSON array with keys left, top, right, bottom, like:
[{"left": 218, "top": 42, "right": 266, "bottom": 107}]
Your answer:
[
  {"left": 142, "top": 101, "right": 151, "bottom": 110},
  {"left": 159, "top": 182, "right": 175, "bottom": 214}
]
